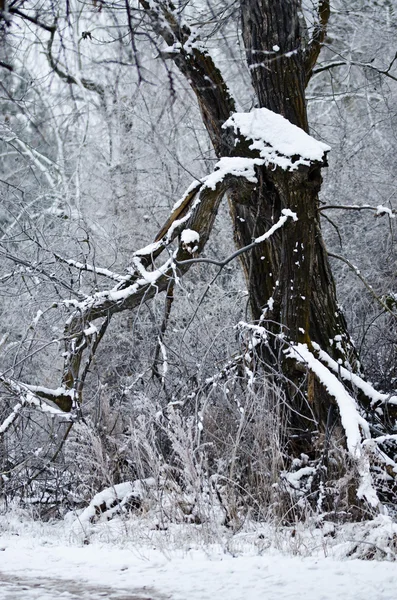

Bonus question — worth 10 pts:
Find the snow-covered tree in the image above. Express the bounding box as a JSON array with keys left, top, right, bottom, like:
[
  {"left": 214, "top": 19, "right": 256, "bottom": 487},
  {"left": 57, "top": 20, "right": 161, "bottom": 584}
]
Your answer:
[{"left": 1, "top": 0, "right": 397, "bottom": 518}]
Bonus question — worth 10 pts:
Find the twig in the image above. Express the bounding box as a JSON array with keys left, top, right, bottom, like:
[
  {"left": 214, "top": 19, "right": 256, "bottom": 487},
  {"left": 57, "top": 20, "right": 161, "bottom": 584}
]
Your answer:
[
  {"left": 305, "top": 0, "right": 331, "bottom": 84},
  {"left": 8, "top": 7, "right": 56, "bottom": 33},
  {"left": 328, "top": 252, "right": 397, "bottom": 319},
  {"left": 320, "top": 204, "right": 395, "bottom": 215},
  {"left": 175, "top": 210, "right": 296, "bottom": 268},
  {"left": 313, "top": 56, "right": 397, "bottom": 83},
  {"left": 152, "top": 278, "right": 175, "bottom": 383}
]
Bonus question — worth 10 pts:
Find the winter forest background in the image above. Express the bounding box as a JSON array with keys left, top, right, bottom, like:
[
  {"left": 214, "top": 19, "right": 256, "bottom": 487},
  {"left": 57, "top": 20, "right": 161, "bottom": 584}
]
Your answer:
[{"left": 1, "top": 0, "right": 397, "bottom": 532}]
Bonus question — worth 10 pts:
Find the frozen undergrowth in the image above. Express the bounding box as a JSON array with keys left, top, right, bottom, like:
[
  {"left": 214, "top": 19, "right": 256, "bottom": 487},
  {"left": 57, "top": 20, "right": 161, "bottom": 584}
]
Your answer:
[{"left": 1, "top": 501, "right": 397, "bottom": 562}]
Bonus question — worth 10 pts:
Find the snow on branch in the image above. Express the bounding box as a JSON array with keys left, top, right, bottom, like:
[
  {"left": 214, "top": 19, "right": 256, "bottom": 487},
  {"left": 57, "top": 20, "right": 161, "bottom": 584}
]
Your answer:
[
  {"left": 64, "top": 255, "right": 177, "bottom": 319},
  {"left": 0, "top": 377, "right": 72, "bottom": 435},
  {"left": 149, "top": 155, "right": 267, "bottom": 256},
  {"left": 223, "top": 108, "right": 330, "bottom": 171},
  {"left": 1, "top": 128, "right": 61, "bottom": 190},
  {"left": 23, "top": 383, "right": 75, "bottom": 406},
  {"left": 0, "top": 402, "right": 23, "bottom": 435},
  {"left": 286, "top": 343, "right": 378, "bottom": 507},
  {"left": 142, "top": 0, "right": 207, "bottom": 57},
  {"left": 73, "top": 478, "right": 156, "bottom": 529},
  {"left": 136, "top": 181, "right": 203, "bottom": 257},
  {"left": 68, "top": 161, "right": 260, "bottom": 312},
  {"left": 287, "top": 344, "right": 370, "bottom": 454},
  {"left": 204, "top": 157, "right": 263, "bottom": 189},
  {"left": 320, "top": 204, "right": 396, "bottom": 218},
  {"left": 312, "top": 342, "right": 397, "bottom": 410},
  {"left": 116, "top": 155, "right": 277, "bottom": 272},
  {"left": 54, "top": 254, "right": 129, "bottom": 284}
]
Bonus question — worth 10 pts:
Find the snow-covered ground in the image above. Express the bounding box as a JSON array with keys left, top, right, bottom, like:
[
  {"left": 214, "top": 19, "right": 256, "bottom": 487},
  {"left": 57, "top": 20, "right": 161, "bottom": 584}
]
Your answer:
[{"left": 1, "top": 508, "right": 397, "bottom": 600}]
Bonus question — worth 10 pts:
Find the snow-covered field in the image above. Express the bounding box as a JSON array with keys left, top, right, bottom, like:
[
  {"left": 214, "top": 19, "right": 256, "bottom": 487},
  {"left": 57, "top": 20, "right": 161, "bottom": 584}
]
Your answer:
[{"left": 1, "top": 508, "right": 397, "bottom": 599}]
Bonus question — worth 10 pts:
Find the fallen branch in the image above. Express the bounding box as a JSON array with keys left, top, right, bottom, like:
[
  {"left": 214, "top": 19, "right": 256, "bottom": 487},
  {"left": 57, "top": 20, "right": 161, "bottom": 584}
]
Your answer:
[{"left": 286, "top": 343, "right": 379, "bottom": 507}]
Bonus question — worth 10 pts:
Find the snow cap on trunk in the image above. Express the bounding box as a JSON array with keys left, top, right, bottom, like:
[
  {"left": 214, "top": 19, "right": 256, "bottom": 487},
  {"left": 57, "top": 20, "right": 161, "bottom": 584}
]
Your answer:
[{"left": 223, "top": 108, "right": 330, "bottom": 171}]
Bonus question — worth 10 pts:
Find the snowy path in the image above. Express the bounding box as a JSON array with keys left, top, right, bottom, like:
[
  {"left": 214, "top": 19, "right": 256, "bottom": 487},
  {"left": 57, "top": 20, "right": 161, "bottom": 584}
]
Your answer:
[
  {"left": 0, "top": 573, "right": 159, "bottom": 600},
  {"left": 1, "top": 534, "right": 397, "bottom": 600}
]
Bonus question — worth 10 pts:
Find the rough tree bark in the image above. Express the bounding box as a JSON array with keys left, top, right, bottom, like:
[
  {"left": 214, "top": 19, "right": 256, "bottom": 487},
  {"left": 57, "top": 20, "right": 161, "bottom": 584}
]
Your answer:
[{"left": 235, "top": 0, "right": 356, "bottom": 441}]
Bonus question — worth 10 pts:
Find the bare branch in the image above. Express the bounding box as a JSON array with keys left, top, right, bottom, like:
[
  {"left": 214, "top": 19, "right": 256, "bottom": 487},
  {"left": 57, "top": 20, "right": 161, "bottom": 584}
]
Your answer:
[
  {"left": 125, "top": 0, "right": 146, "bottom": 84},
  {"left": 0, "top": 60, "right": 13, "bottom": 72},
  {"left": 0, "top": 247, "right": 85, "bottom": 298},
  {"left": 320, "top": 204, "right": 396, "bottom": 217},
  {"left": 76, "top": 316, "right": 111, "bottom": 402},
  {"left": 138, "top": 0, "right": 235, "bottom": 156},
  {"left": 305, "top": 0, "right": 331, "bottom": 85},
  {"left": 328, "top": 252, "right": 397, "bottom": 320},
  {"left": 8, "top": 7, "right": 56, "bottom": 33},
  {"left": 312, "top": 60, "right": 348, "bottom": 75},
  {"left": 313, "top": 57, "right": 397, "bottom": 83},
  {"left": 5, "top": 9, "right": 107, "bottom": 97},
  {"left": 47, "top": 24, "right": 106, "bottom": 98}
]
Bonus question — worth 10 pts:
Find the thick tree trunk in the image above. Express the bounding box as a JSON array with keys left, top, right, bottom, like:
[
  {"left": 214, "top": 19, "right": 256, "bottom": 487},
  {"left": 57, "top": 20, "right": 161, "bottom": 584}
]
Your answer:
[
  {"left": 241, "top": 0, "right": 308, "bottom": 129},
  {"left": 231, "top": 0, "right": 357, "bottom": 443},
  {"left": 239, "top": 1, "right": 348, "bottom": 339}
]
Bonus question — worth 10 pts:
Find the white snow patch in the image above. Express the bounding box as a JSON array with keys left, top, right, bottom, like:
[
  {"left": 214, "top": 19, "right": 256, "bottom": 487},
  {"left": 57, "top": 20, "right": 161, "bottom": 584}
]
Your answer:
[
  {"left": 83, "top": 324, "right": 98, "bottom": 336},
  {"left": 74, "top": 479, "right": 156, "bottom": 528},
  {"left": 283, "top": 466, "right": 315, "bottom": 490},
  {"left": 223, "top": 108, "right": 330, "bottom": 171},
  {"left": 134, "top": 240, "right": 163, "bottom": 257},
  {"left": 181, "top": 229, "right": 200, "bottom": 253},
  {"left": 180, "top": 229, "right": 200, "bottom": 245},
  {"left": 376, "top": 205, "right": 395, "bottom": 218},
  {"left": 204, "top": 156, "right": 263, "bottom": 190}
]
